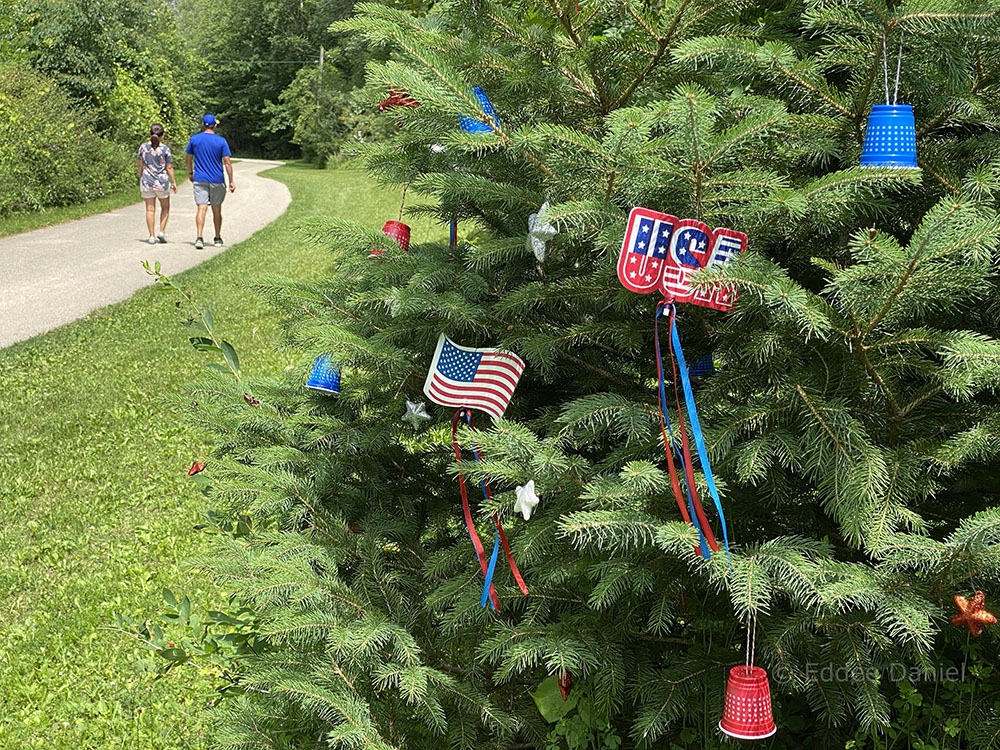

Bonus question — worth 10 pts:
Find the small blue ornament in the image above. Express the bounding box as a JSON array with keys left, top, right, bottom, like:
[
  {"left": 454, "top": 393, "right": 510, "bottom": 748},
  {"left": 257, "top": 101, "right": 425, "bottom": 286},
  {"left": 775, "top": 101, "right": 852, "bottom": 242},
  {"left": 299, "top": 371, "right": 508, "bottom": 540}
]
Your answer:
[
  {"left": 306, "top": 354, "right": 340, "bottom": 394},
  {"left": 860, "top": 104, "right": 918, "bottom": 169},
  {"left": 459, "top": 87, "right": 501, "bottom": 133},
  {"left": 688, "top": 353, "right": 715, "bottom": 379}
]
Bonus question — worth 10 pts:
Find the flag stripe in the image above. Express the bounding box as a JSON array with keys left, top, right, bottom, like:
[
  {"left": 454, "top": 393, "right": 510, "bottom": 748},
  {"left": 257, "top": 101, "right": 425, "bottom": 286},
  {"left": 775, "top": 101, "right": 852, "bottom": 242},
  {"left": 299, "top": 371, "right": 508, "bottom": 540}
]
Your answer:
[
  {"left": 479, "top": 356, "right": 524, "bottom": 376},
  {"left": 434, "top": 370, "right": 517, "bottom": 398},
  {"left": 428, "top": 380, "right": 504, "bottom": 418},
  {"left": 474, "top": 366, "right": 520, "bottom": 391},
  {"left": 430, "top": 375, "right": 513, "bottom": 408}
]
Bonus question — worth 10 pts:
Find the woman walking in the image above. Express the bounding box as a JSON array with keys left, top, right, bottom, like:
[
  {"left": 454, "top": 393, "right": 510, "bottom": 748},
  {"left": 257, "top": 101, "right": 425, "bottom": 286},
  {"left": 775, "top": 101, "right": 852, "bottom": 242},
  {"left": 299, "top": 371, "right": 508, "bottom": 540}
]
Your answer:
[{"left": 137, "top": 123, "right": 177, "bottom": 244}]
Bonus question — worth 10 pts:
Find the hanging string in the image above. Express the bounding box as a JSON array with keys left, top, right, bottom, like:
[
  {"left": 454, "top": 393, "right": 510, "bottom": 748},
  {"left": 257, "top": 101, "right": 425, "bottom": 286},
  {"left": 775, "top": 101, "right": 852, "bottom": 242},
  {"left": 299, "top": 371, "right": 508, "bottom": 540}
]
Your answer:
[
  {"left": 892, "top": 31, "right": 904, "bottom": 105},
  {"left": 398, "top": 182, "right": 410, "bottom": 223},
  {"left": 663, "top": 307, "right": 720, "bottom": 556},
  {"left": 466, "top": 420, "right": 501, "bottom": 607},
  {"left": 745, "top": 610, "right": 758, "bottom": 669},
  {"left": 882, "top": 34, "right": 890, "bottom": 105},
  {"left": 461, "top": 410, "right": 530, "bottom": 607}
]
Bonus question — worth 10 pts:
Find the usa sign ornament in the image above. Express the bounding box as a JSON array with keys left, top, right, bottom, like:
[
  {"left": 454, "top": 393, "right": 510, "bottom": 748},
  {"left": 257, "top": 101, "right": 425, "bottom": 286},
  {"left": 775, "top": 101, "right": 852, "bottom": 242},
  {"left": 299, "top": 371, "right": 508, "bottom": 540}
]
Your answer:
[{"left": 617, "top": 207, "right": 746, "bottom": 310}]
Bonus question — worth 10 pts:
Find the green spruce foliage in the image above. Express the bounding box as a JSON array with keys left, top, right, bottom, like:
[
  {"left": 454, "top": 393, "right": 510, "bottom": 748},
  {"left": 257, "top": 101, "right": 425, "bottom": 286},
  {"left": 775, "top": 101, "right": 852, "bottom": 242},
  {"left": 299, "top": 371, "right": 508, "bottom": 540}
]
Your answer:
[{"left": 177, "top": 1, "right": 1000, "bottom": 747}]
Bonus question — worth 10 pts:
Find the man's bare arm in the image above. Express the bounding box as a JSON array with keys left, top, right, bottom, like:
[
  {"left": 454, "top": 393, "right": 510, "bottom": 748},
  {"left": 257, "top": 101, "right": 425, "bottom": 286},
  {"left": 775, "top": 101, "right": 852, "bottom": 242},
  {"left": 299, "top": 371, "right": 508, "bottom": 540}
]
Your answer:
[
  {"left": 223, "top": 156, "right": 235, "bottom": 192},
  {"left": 185, "top": 154, "right": 194, "bottom": 181}
]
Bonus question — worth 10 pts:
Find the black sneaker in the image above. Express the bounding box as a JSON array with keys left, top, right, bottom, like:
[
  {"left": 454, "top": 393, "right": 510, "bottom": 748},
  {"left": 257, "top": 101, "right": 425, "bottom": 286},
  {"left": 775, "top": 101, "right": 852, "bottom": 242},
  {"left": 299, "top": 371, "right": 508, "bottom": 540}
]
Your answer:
[
  {"left": 194, "top": 237, "right": 204, "bottom": 249},
  {"left": 214, "top": 237, "right": 224, "bottom": 247}
]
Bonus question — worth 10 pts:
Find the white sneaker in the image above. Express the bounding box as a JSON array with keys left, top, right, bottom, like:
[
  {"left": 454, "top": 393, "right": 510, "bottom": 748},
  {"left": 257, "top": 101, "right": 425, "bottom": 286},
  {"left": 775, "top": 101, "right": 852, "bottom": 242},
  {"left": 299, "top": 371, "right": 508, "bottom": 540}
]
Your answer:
[
  {"left": 157, "top": 232, "right": 167, "bottom": 243},
  {"left": 147, "top": 236, "right": 157, "bottom": 244}
]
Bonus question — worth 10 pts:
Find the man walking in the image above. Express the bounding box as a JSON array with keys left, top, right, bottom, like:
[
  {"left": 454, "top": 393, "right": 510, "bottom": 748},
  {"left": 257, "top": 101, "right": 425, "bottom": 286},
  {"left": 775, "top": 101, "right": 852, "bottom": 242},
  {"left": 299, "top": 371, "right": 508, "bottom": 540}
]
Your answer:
[{"left": 185, "top": 114, "right": 235, "bottom": 249}]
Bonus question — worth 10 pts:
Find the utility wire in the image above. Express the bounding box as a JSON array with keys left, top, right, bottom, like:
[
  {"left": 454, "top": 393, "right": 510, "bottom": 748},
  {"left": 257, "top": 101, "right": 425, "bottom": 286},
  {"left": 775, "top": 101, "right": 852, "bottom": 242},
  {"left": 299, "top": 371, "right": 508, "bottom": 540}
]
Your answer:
[{"left": 205, "top": 59, "right": 318, "bottom": 64}]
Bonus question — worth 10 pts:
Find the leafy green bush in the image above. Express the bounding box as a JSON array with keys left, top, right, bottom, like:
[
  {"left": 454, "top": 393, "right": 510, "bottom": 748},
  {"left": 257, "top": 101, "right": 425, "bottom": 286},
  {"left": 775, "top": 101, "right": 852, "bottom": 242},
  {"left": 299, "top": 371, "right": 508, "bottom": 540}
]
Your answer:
[
  {"left": 0, "top": 64, "right": 132, "bottom": 216},
  {"left": 100, "top": 67, "right": 166, "bottom": 145}
]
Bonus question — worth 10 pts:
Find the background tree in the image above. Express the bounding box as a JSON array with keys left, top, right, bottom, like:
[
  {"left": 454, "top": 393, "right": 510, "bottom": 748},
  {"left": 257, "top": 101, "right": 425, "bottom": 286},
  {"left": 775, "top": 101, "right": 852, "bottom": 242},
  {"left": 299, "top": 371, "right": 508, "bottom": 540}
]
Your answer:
[
  {"left": 0, "top": 0, "right": 198, "bottom": 215},
  {"left": 21, "top": 0, "right": 197, "bottom": 141},
  {"left": 176, "top": 0, "right": 424, "bottom": 160},
  {"left": 164, "top": 1, "right": 1000, "bottom": 748}
]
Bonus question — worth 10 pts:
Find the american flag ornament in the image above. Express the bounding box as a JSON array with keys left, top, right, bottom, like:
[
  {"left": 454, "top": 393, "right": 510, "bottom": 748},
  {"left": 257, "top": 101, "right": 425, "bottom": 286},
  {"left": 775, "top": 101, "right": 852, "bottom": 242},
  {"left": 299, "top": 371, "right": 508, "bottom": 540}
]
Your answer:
[
  {"left": 617, "top": 207, "right": 747, "bottom": 311},
  {"left": 423, "top": 334, "right": 525, "bottom": 419}
]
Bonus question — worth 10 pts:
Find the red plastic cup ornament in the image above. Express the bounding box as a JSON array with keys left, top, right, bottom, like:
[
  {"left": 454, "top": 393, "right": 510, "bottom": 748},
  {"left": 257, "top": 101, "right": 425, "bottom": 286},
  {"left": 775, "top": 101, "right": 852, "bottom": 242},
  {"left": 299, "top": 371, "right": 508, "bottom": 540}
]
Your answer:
[
  {"left": 719, "top": 665, "right": 776, "bottom": 740},
  {"left": 369, "top": 220, "right": 411, "bottom": 257}
]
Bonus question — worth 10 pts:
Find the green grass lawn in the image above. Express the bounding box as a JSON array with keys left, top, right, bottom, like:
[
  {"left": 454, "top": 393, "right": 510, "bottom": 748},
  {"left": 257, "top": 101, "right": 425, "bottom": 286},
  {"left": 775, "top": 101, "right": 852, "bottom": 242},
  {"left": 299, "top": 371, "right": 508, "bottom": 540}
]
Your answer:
[{"left": 0, "top": 164, "right": 445, "bottom": 748}]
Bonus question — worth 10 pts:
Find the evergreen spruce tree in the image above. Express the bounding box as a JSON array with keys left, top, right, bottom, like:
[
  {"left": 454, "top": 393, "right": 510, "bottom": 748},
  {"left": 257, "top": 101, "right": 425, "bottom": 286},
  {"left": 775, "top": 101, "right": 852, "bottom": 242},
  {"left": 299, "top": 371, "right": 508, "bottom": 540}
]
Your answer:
[{"left": 173, "top": 1, "right": 1000, "bottom": 747}]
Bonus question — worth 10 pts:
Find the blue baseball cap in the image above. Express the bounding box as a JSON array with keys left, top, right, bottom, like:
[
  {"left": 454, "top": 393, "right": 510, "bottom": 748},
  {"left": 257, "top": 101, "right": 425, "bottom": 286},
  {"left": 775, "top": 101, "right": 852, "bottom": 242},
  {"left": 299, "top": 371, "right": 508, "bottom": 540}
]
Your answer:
[{"left": 202, "top": 114, "right": 217, "bottom": 127}]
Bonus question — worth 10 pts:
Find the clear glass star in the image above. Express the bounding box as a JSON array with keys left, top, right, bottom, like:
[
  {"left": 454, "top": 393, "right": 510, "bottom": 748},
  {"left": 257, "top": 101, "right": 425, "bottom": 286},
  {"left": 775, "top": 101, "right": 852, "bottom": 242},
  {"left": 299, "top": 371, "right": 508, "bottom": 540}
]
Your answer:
[
  {"left": 514, "top": 480, "right": 540, "bottom": 521},
  {"left": 527, "top": 202, "right": 558, "bottom": 262},
  {"left": 402, "top": 400, "right": 432, "bottom": 429}
]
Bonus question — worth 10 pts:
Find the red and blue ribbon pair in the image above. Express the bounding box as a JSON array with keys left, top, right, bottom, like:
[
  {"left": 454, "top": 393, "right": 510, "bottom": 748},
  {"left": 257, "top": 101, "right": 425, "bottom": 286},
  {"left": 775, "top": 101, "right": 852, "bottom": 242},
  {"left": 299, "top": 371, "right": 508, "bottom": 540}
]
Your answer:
[
  {"left": 450, "top": 409, "right": 528, "bottom": 609},
  {"left": 654, "top": 301, "right": 730, "bottom": 563}
]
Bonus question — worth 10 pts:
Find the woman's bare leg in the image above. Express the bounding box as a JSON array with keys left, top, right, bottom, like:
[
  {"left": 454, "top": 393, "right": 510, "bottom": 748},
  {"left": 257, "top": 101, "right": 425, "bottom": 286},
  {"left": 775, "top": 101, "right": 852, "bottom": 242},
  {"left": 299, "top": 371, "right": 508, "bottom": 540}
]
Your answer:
[
  {"left": 158, "top": 197, "right": 170, "bottom": 232},
  {"left": 144, "top": 197, "right": 156, "bottom": 236}
]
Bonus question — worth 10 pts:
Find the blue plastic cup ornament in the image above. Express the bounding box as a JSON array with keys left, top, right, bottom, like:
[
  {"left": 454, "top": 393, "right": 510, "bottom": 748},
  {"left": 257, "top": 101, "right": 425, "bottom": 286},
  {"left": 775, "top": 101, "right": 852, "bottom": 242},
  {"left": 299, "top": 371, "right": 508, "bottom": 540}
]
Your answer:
[
  {"left": 688, "top": 352, "right": 715, "bottom": 379},
  {"left": 860, "top": 104, "right": 918, "bottom": 169},
  {"left": 306, "top": 354, "right": 340, "bottom": 395},
  {"left": 459, "top": 87, "right": 501, "bottom": 133}
]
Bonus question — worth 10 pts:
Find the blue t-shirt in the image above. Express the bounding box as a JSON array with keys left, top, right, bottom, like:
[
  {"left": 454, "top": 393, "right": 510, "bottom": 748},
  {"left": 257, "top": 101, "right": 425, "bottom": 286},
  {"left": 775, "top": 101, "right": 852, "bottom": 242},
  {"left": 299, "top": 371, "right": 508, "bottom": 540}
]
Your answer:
[{"left": 185, "top": 131, "right": 231, "bottom": 184}]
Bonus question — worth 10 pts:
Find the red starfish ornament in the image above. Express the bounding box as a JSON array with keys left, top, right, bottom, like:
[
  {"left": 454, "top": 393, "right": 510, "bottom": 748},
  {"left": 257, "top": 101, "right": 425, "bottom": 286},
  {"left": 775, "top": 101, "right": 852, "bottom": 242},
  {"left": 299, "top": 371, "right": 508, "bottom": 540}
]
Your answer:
[{"left": 951, "top": 591, "right": 997, "bottom": 637}]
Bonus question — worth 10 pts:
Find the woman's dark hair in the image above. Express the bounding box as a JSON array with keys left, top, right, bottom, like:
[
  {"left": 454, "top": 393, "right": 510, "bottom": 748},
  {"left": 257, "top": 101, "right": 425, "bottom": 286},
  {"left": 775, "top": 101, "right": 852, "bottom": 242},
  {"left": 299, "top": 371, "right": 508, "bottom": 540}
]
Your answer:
[{"left": 149, "top": 123, "right": 165, "bottom": 148}]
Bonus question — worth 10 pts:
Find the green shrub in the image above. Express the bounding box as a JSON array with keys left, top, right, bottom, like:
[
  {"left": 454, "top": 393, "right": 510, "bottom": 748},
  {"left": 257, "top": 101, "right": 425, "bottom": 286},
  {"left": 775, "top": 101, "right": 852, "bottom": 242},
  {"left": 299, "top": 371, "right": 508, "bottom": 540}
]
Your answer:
[
  {"left": 0, "top": 64, "right": 132, "bottom": 216},
  {"left": 99, "top": 67, "right": 163, "bottom": 145}
]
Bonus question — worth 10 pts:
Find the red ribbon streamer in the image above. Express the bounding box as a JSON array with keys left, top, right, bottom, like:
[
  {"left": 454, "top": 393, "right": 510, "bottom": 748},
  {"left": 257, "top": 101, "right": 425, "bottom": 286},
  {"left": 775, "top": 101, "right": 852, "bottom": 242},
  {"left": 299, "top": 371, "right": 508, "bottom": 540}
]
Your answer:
[
  {"left": 451, "top": 409, "right": 529, "bottom": 610},
  {"left": 665, "top": 306, "right": 720, "bottom": 553}
]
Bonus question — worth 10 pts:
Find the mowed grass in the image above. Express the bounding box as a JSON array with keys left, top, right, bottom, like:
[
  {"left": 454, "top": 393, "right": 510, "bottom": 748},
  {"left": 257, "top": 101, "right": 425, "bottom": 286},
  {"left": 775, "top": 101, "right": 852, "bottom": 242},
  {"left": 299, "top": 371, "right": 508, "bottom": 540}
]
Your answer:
[{"left": 0, "top": 164, "right": 445, "bottom": 748}]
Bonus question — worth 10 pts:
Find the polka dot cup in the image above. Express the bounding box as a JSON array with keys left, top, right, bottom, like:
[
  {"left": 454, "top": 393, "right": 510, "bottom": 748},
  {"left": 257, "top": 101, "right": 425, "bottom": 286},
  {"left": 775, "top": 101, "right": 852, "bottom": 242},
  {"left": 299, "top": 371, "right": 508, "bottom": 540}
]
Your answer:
[
  {"left": 719, "top": 665, "right": 777, "bottom": 740},
  {"left": 860, "top": 104, "right": 919, "bottom": 169},
  {"left": 370, "top": 220, "right": 411, "bottom": 257},
  {"left": 306, "top": 354, "right": 341, "bottom": 395}
]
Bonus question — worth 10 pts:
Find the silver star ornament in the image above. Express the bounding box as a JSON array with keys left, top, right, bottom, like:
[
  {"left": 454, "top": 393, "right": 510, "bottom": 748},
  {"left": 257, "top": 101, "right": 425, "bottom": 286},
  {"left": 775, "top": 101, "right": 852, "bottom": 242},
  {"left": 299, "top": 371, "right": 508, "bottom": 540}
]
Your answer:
[
  {"left": 514, "top": 480, "right": 540, "bottom": 521},
  {"left": 527, "top": 202, "right": 558, "bottom": 262},
  {"left": 402, "top": 400, "right": 432, "bottom": 429}
]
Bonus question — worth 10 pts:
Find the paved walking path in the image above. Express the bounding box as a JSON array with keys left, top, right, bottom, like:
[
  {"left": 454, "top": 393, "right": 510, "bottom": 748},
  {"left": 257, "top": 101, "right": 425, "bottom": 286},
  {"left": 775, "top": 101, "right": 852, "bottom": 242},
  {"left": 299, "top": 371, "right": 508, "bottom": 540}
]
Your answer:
[{"left": 0, "top": 159, "right": 290, "bottom": 348}]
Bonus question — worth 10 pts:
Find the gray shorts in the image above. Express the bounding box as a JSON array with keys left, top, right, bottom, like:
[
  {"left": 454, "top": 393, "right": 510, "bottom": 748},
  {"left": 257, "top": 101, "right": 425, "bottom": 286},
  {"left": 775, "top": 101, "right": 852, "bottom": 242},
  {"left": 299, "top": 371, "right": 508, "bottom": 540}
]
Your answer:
[{"left": 193, "top": 182, "right": 226, "bottom": 206}]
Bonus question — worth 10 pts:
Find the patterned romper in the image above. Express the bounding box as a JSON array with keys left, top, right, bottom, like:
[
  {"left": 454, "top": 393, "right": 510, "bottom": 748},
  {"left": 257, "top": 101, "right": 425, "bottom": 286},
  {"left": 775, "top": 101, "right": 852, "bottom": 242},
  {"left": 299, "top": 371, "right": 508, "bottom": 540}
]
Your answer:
[{"left": 137, "top": 142, "right": 173, "bottom": 198}]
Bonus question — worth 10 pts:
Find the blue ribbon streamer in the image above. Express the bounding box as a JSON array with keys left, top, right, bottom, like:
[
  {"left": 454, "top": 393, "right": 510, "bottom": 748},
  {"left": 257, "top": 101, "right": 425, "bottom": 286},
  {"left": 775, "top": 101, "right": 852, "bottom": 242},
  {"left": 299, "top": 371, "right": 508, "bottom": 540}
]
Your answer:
[
  {"left": 654, "top": 308, "right": 711, "bottom": 558},
  {"left": 480, "top": 531, "right": 500, "bottom": 608},
  {"left": 466, "top": 412, "right": 499, "bottom": 608},
  {"left": 666, "top": 304, "right": 731, "bottom": 564},
  {"left": 459, "top": 87, "right": 501, "bottom": 133}
]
